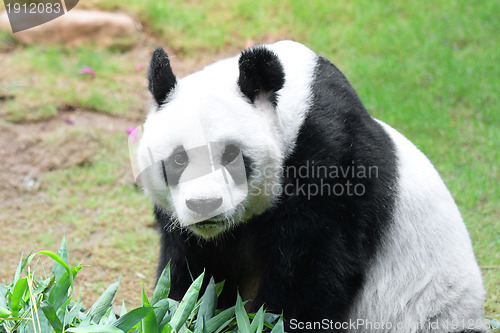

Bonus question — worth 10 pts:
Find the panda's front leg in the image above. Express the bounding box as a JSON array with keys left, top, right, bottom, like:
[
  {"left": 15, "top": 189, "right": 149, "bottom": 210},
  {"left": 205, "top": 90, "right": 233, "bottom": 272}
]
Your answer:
[{"left": 251, "top": 223, "right": 364, "bottom": 332}]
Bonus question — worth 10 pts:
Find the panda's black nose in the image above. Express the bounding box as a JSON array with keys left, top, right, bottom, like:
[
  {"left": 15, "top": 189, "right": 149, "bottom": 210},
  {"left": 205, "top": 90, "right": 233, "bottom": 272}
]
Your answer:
[{"left": 186, "top": 197, "right": 223, "bottom": 214}]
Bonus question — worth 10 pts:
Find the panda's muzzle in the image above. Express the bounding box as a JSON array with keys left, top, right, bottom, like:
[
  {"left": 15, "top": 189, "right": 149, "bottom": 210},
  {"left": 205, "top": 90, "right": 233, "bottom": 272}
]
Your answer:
[{"left": 185, "top": 197, "right": 223, "bottom": 214}]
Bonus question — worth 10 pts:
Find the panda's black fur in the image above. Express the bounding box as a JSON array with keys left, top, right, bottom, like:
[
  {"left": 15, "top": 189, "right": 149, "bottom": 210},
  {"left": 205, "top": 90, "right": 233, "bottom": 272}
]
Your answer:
[
  {"left": 238, "top": 46, "right": 285, "bottom": 106},
  {"left": 152, "top": 48, "right": 397, "bottom": 330},
  {"left": 148, "top": 48, "right": 176, "bottom": 106}
]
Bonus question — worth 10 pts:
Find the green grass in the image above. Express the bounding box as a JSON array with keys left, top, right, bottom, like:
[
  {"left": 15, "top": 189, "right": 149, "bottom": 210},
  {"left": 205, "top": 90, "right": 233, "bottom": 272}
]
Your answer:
[
  {"left": 0, "top": 0, "right": 498, "bottom": 323},
  {"left": 0, "top": 45, "right": 145, "bottom": 122},
  {"left": 94, "top": 0, "right": 291, "bottom": 54}
]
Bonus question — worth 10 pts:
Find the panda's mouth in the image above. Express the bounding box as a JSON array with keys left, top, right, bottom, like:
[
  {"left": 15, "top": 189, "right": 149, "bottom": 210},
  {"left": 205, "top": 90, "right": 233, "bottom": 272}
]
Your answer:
[
  {"left": 194, "top": 215, "right": 225, "bottom": 228},
  {"left": 195, "top": 221, "right": 220, "bottom": 228}
]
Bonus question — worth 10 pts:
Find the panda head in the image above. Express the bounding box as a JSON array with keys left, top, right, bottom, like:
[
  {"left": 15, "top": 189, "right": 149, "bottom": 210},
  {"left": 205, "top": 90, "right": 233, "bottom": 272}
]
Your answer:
[{"left": 136, "top": 46, "right": 286, "bottom": 239}]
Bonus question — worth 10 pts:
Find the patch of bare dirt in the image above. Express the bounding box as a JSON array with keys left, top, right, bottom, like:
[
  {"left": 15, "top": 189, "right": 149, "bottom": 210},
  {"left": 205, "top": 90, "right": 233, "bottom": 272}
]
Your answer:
[{"left": 0, "top": 109, "right": 136, "bottom": 207}]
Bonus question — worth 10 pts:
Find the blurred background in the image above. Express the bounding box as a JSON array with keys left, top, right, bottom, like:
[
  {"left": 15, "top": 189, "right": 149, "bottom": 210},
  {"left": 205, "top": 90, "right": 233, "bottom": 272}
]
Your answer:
[{"left": 0, "top": 0, "right": 498, "bottom": 320}]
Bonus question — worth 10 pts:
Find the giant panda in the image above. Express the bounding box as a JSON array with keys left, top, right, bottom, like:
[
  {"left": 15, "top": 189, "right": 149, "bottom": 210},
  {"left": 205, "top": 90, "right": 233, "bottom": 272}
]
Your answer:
[{"left": 135, "top": 41, "right": 488, "bottom": 332}]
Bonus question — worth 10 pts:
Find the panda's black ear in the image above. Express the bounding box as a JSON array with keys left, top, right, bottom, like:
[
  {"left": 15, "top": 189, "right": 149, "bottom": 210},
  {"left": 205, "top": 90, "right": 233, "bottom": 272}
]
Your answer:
[
  {"left": 237, "top": 46, "right": 285, "bottom": 106},
  {"left": 148, "top": 48, "right": 177, "bottom": 106}
]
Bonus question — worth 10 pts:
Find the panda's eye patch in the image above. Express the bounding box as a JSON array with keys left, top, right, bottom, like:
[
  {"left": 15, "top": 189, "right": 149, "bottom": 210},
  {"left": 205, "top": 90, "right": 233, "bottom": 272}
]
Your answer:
[
  {"left": 173, "top": 151, "right": 189, "bottom": 166},
  {"left": 221, "top": 144, "right": 241, "bottom": 165}
]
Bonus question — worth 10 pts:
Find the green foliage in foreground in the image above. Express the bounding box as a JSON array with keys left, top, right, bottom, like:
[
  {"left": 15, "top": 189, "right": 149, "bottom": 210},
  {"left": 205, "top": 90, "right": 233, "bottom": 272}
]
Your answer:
[{"left": 0, "top": 238, "right": 284, "bottom": 333}]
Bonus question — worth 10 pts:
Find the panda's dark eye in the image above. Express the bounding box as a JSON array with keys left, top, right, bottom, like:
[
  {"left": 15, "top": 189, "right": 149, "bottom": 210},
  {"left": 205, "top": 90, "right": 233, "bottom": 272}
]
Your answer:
[
  {"left": 221, "top": 144, "right": 241, "bottom": 165},
  {"left": 173, "top": 152, "right": 188, "bottom": 166}
]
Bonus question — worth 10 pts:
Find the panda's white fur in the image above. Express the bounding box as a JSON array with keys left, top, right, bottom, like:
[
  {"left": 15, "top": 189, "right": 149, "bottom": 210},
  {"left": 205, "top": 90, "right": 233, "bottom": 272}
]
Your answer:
[
  {"left": 138, "top": 41, "right": 488, "bottom": 332},
  {"left": 348, "top": 120, "right": 487, "bottom": 332}
]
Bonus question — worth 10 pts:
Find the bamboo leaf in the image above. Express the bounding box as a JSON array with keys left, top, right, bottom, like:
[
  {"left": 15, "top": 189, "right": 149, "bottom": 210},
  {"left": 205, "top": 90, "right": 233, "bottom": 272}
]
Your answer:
[
  {"left": 40, "top": 300, "right": 63, "bottom": 333},
  {"left": 194, "top": 316, "right": 205, "bottom": 333},
  {"left": 235, "top": 293, "right": 250, "bottom": 333},
  {"left": 214, "top": 281, "right": 225, "bottom": 298},
  {"left": 99, "top": 306, "right": 115, "bottom": 325},
  {"left": 65, "top": 295, "right": 84, "bottom": 326},
  {"left": 269, "top": 316, "right": 284, "bottom": 333},
  {"left": 32, "top": 276, "right": 53, "bottom": 294},
  {"left": 195, "top": 277, "right": 217, "bottom": 332},
  {"left": 158, "top": 299, "right": 179, "bottom": 331},
  {"left": 112, "top": 306, "right": 155, "bottom": 332},
  {"left": 120, "top": 301, "right": 127, "bottom": 318},
  {"left": 48, "top": 268, "right": 76, "bottom": 312},
  {"left": 153, "top": 298, "right": 171, "bottom": 331},
  {"left": 11, "top": 253, "right": 35, "bottom": 289},
  {"left": 213, "top": 317, "right": 235, "bottom": 333},
  {"left": 263, "top": 313, "right": 280, "bottom": 329},
  {"left": 169, "top": 272, "right": 205, "bottom": 332},
  {"left": 12, "top": 255, "right": 24, "bottom": 289},
  {"left": 0, "top": 305, "right": 11, "bottom": 318},
  {"left": 52, "top": 236, "right": 69, "bottom": 282},
  {"left": 205, "top": 306, "right": 236, "bottom": 333},
  {"left": 10, "top": 277, "right": 28, "bottom": 317},
  {"left": 38, "top": 251, "right": 71, "bottom": 277},
  {"left": 160, "top": 323, "right": 174, "bottom": 333},
  {"left": 141, "top": 288, "right": 159, "bottom": 333},
  {"left": 84, "top": 278, "right": 120, "bottom": 324},
  {"left": 152, "top": 262, "right": 171, "bottom": 306},
  {"left": 249, "top": 306, "right": 264, "bottom": 333}
]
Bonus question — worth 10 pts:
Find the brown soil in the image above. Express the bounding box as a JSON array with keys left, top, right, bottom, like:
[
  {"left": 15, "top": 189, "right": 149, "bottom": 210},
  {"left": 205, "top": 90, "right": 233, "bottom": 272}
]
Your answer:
[{"left": 0, "top": 110, "right": 129, "bottom": 203}]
